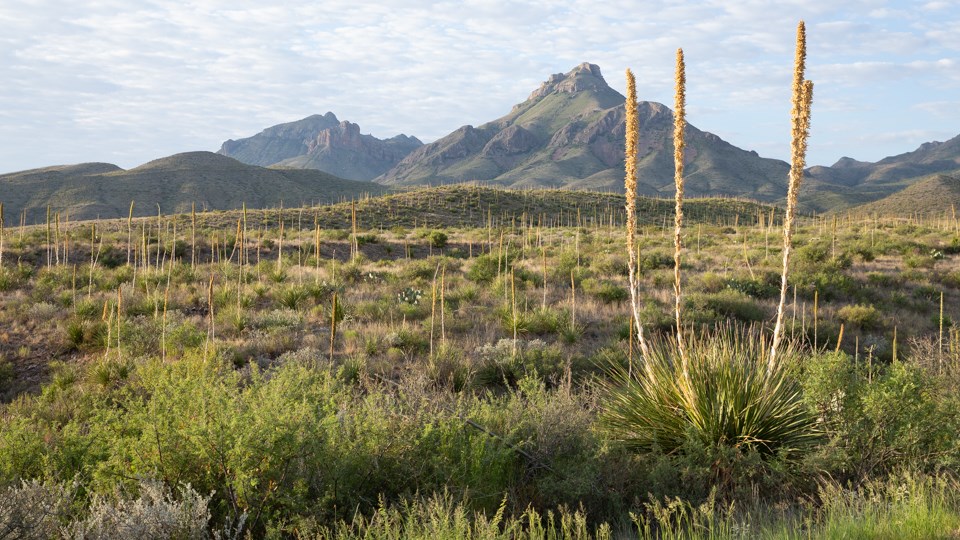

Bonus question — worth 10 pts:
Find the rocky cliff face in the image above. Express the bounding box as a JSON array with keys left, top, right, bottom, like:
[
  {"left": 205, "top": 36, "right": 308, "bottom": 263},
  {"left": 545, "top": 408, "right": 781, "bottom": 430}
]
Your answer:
[{"left": 218, "top": 113, "right": 421, "bottom": 181}]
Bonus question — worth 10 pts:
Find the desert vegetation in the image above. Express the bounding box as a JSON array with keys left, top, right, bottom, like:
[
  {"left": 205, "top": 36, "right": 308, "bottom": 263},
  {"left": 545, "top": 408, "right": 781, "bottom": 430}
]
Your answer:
[
  {"left": 1, "top": 176, "right": 959, "bottom": 538},
  {"left": 2, "top": 22, "right": 960, "bottom": 540}
]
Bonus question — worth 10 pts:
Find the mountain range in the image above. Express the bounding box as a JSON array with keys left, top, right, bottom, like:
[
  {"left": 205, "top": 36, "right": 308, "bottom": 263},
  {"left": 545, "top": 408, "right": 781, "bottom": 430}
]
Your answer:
[
  {"left": 215, "top": 63, "right": 960, "bottom": 211},
  {"left": 4, "top": 62, "right": 960, "bottom": 222}
]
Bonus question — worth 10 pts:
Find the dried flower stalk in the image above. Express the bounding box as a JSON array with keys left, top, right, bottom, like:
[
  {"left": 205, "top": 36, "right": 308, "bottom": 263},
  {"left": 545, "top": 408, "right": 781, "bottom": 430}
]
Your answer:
[
  {"left": 771, "top": 21, "right": 814, "bottom": 367},
  {"left": 672, "top": 49, "right": 688, "bottom": 370},
  {"left": 624, "top": 68, "right": 651, "bottom": 359}
]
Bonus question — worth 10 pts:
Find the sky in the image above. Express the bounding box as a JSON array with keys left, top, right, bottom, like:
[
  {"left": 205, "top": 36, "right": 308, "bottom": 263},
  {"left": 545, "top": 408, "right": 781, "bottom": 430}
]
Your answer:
[{"left": 1, "top": 0, "right": 958, "bottom": 174}]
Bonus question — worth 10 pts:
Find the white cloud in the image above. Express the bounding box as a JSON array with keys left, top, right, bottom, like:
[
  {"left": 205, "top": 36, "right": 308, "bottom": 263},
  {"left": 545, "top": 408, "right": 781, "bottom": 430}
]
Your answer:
[{"left": 0, "top": 0, "right": 957, "bottom": 172}]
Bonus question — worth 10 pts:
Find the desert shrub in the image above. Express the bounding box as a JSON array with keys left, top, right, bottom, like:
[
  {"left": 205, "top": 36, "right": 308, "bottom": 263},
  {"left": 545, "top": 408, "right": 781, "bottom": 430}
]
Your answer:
[
  {"left": 98, "top": 245, "right": 126, "bottom": 269},
  {"left": 803, "top": 352, "right": 960, "bottom": 481},
  {"left": 725, "top": 272, "right": 779, "bottom": 299},
  {"left": 428, "top": 231, "right": 448, "bottom": 249},
  {"left": 640, "top": 250, "right": 673, "bottom": 272},
  {"left": 386, "top": 327, "right": 429, "bottom": 358},
  {"left": 474, "top": 339, "right": 565, "bottom": 388},
  {"left": 0, "top": 356, "right": 13, "bottom": 390},
  {"left": 593, "top": 254, "right": 629, "bottom": 277},
  {"left": 867, "top": 271, "right": 900, "bottom": 287},
  {"left": 355, "top": 233, "right": 379, "bottom": 246},
  {"left": 120, "top": 316, "right": 164, "bottom": 358},
  {"left": 585, "top": 279, "right": 629, "bottom": 305},
  {"left": 550, "top": 250, "right": 581, "bottom": 282},
  {"left": 90, "top": 357, "right": 133, "bottom": 389},
  {"left": 0, "top": 479, "right": 76, "bottom": 538},
  {"left": 687, "top": 289, "right": 766, "bottom": 324},
  {"left": 164, "top": 316, "right": 206, "bottom": 355},
  {"left": 0, "top": 268, "right": 18, "bottom": 291},
  {"left": 943, "top": 237, "right": 960, "bottom": 255},
  {"left": 277, "top": 285, "right": 309, "bottom": 311},
  {"left": 905, "top": 253, "right": 937, "bottom": 269},
  {"left": 253, "top": 308, "right": 303, "bottom": 330},
  {"left": 311, "top": 492, "right": 602, "bottom": 539},
  {"left": 466, "top": 254, "right": 500, "bottom": 284},
  {"left": 522, "top": 307, "right": 570, "bottom": 336},
  {"left": 470, "top": 248, "right": 521, "bottom": 284},
  {"left": 26, "top": 301, "right": 58, "bottom": 320},
  {"left": 791, "top": 267, "right": 856, "bottom": 301},
  {"left": 837, "top": 303, "right": 884, "bottom": 330},
  {"left": 695, "top": 272, "right": 727, "bottom": 294},
  {"left": 67, "top": 479, "right": 214, "bottom": 539},
  {"left": 937, "top": 269, "right": 960, "bottom": 289},
  {"left": 64, "top": 319, "right": 86, "bottom": 350},
  {"left": 403, "top": 259, "right": 441, "bottom": 281}
]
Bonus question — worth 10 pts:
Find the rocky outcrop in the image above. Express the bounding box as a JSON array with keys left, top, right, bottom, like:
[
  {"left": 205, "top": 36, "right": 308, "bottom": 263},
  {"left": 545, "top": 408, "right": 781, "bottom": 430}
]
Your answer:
[{"left": 218, "top": 113, "right": 421, "bottom": 181}]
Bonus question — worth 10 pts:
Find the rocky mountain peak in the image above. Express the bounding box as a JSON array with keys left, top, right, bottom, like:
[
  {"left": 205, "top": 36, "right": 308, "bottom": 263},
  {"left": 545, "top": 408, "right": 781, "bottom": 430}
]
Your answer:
[
  {"left": 309, "top": 121, "right": 363, "bottom": 152},
  {"left": 918, "top": 141, "right": 943, "bottom": 152},
  {"left": 525, "top": 62, "right": 610, "bottom": 101}
]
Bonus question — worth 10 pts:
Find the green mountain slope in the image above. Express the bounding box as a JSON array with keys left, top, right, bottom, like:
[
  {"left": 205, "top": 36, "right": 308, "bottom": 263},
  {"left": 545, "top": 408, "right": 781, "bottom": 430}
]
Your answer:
[
  {"left": 847, "top": 174, "right": 960, "bottom": 217},
  {"left": 802, "top": 135, "right": 960, "bottom": 212},
  {"left": 0, "top": 152, "right": 387, "bottom": 224},
  {"left": 377, "top": 63, "right": 791, "bottom": 201}
]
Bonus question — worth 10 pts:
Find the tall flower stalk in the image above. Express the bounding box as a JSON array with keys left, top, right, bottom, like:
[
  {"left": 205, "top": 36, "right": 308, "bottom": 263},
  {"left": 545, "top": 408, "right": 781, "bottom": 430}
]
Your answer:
[
  {"left": 624, "top": 68, "right": 651, "bottom": 360},
  {"left": 672, "top": 49, "right": 688, "bottom": 371},
  {"left": 770, "top": 21, "right": 814, "bottom": 368}
]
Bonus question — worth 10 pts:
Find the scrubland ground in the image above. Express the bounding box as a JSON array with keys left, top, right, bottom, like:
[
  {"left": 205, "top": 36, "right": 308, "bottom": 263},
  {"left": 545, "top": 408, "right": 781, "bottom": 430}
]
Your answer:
[{"left": 1, "top": 195, "right": 960, "bottom": 538}]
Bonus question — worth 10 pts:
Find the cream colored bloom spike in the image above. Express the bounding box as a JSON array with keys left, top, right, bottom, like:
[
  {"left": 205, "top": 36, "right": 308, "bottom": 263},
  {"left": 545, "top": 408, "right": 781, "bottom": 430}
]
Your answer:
[
  {"left": 673, "top": 48, "right": 688, "bottom": 369},
  {"left": 771, "top": 21, "right": 814, "bottom": 367},
  {"left": 624, "top": 68, "right": 650, "bottom": 359}
]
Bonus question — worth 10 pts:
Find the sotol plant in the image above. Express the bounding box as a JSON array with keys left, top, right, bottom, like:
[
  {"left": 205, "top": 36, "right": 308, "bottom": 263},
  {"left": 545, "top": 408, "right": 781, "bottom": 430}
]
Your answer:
[{"left": 605, "top": 27, "right": 817, "bottom": 459}]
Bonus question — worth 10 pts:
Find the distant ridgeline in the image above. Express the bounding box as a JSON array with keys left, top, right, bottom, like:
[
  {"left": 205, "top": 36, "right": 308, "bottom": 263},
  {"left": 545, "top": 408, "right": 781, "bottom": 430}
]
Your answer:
[
  {"left": 4, "top": 65, "right": 960, "bottom": 224},
  {"left": 0, "top": 152, "right": 388, "bottom": 225},
  {"left": 217, "top": 63, "right": 960, "bottom": 214}
]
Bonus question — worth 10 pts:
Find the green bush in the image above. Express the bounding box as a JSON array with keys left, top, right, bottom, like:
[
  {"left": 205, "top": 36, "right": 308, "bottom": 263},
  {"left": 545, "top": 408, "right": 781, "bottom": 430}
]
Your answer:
[
  {"left": 429, "top": 231, "right": 448, "bottom": 249},
  {"left": 586, "top": 280, "right": 629, "bottom": 304},
  {"left": 687, "top": 289, "right": 766, "bottom": 324},
  {"left": 803, "top": 352, "right": 960, "bottom": 481},
  {"left": 725, "top": 273, "right": 778, "bottom": 299},
  {"left": 837, "top": 303, "right": 884, "bottom": 330},
  {"left": 466, "top": 254, "right": 500, "bottom": 284}
]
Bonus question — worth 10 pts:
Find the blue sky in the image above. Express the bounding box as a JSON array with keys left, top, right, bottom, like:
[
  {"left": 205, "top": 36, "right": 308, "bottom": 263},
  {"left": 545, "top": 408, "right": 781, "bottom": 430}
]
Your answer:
[{"left": 1, "top": 0, "right": 958, "bottom": 174}]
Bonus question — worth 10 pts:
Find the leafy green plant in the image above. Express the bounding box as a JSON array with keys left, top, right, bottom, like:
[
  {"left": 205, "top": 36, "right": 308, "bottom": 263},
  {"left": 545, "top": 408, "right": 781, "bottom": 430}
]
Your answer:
[
  {"left": 601, "top": 328, "right": 819, "bottom": 458},
  {"left": 277, "top": 285, "right": 309, "bottom": 311}
]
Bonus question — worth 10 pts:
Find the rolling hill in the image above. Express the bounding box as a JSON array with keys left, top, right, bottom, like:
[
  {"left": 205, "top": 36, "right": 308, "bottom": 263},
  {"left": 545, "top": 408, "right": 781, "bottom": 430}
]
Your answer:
[
  {"left": 847, "top": 173, "right": 960, "bottom": 217},
  {"left": 0, "top": 152, "right": 387, "bottom": 224},
  {"left": 801, "top": 135, "right": 960, "bottom": 212},
  {"left": 186, "top": 183, "right": 779, "bottom": 232}
]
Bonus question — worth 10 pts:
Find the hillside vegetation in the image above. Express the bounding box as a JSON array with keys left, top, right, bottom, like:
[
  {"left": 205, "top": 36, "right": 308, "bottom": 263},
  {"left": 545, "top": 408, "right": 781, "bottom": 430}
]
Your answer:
[
  {"left": 1, "top": 191, "right": 959, "bottom": 536},
  {"left": 0, "top": 151, "right": 387, "bottom": 224},
  {"left": 849, "top": 174, "right": 960, "bottom": 218}
]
